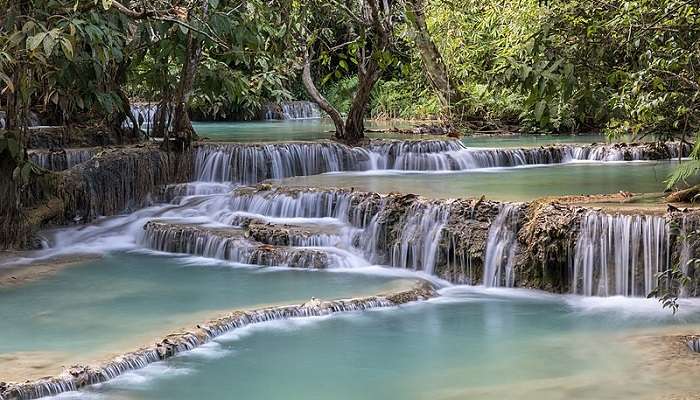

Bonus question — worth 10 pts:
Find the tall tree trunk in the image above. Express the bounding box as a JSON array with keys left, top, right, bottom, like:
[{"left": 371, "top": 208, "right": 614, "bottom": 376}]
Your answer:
[
  {"left": 406, "top": 0, "right": 464, "bottom": 112},
  {"left": 344, "top": 60, "right": 381, "bottom": 143},
  {"left": 302, "top": 50, "right": 346, "bottom": 140},
  {"left": 170, "top": 23, "right": 204, "bottom": 150}
]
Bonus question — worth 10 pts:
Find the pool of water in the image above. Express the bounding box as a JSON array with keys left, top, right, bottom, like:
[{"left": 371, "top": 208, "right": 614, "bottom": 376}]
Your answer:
[
  {"left": 193, "top": 120, "right": 607, "bottom": 147},
  {"left": 279, "top": 161, "right": 678, "bottom": 201},
  {"left": 88, "top": 286, "right": 700, "bottom": 400},
  {"left": 194, "top": 120, "right": 414, "bottom": 143},
  {"left": 0, "top": 252, "right": 410, "bottom": 379}
]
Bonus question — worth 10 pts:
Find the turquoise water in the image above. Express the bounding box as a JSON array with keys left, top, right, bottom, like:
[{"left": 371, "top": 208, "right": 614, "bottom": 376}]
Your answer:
[
  {"left": 194, "top": 120, "right": 413, "bottom": 143},
  {"left": 0, "top": 252, "right": 410, "bottom": 378},
  {"left": 281, "top": 161, "right": 678, "bottom": 201},
  {"left": 89, "top": 287, "right": 700, "bottom": 400},
  {"left": 193, "top": 120, "right": 605, "bottom": 147}
]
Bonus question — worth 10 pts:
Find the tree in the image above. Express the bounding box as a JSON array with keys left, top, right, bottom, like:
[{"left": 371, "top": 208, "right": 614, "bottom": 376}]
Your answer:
[
  {"left": 404, "top": 0, "right": 465, "bottom": 116},
  {"left": 298, "top": 0, "right": 397, "bottom": 143},
  {"left": 511, "top": 0, "right": 699, "bottom": 135}
]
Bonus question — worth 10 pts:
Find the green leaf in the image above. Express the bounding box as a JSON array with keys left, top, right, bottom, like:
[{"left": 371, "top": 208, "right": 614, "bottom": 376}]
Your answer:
[
  {"left": 43, "top": 35, "right": 56, "bottom": 57},
  {"left": 26, "top": 32, "right": 48, "bottom": 51},
  {"left": 208, "top": 0, "right": 219, "bottom": 8},
  {"left": 102, "top": 0, "right": 113, "bottom": 10},
  {"left": 60, "top": 38, "right": 73, "bottom": 59},
  {"left": 534, "top": 99, "right": 547, "bottom": 122},
  {"left": 0, "top": 71, "right": 14, "bottom": 92}
]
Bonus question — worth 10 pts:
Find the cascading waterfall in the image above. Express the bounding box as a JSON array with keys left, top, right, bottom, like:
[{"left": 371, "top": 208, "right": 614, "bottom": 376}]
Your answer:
[
  {"left": 28, "top": 148, "right": 98, "bottom": 171},
  {"left": 570, "top": 212, "right": 670, "bottom": 296},
  {"left": 483, "top": 204, "right": 522, "bottom": 287},
  {"left": 194, "top": 143, "right": 371, "bottom": 183},
  {"left": 124, "top": 103, "right": 172, "bottom": 133},
  {"left": 263, "top": 101, "right": 322, "bottom": 120},
  {"left": 371, "top": 202, "right": 451, "bottom": 274},
  {"left": 135, "top": 187, "right": 697, "bottom": 296},
  {"left": 192, "top": 140, "right": 690, "bottom": 184}
]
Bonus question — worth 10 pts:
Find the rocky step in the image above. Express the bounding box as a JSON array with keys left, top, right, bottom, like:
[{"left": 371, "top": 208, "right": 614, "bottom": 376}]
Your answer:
[
  {"left": 142, "top": 221, "right": 347, "bottom": 269},
  {"left": 28, "top": 148, "right": 100, "bottom": 171}
]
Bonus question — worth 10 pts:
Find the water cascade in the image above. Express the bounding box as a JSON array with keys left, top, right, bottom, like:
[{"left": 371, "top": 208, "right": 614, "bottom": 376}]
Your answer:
[
  {"left": 483, "top": 204, "right": 523, "bottom": 287},
  {"left": 131, "top": 186, "right": 700, "bottom": 294},
  {"left": 194, "top": 143, "right": 371, "bottom": 183},
  {"left": 28, "top": 148, "right": 98, "bottom": 171},
  {"left": 192, "top": 140, "right": 691, "bottom": 184},
  {"left": 363, "top": 201, "right": 451, "bottom": 274},
  {"left": 199, "top": 188, "right": 492, "bottom": 275},
  {"left": 569, "top": 212, "right": 670, "bottom": 296},
  {"left": 124, "top": 103, "right": 172, "bottom": 133},
  {"left": 263, "top": 101, "right": 322, "bottom": 120}
]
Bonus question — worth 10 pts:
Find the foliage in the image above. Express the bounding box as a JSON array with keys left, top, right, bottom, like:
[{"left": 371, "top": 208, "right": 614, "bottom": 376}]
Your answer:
[
  {"left": 512, "top": 0, "right": 700, "bottom": 137},
  {"left": 648, "top": 224, "right": 699, "bottom": 313}
]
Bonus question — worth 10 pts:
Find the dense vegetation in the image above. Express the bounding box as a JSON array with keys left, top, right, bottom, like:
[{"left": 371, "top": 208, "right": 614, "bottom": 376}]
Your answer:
[
  {"left": 2, "top": 0, "right": 698, "bottom": 138},
  {"left": 0, "top": 0, "right": 697, "bottom": 175}
]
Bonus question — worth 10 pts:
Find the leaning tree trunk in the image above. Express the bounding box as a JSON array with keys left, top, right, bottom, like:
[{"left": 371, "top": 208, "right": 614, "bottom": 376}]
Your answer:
[
  {"left": 343, "top": 60, "right": 381, "bottom": 144},
  {"left": 302, "top": 50, "right": 346, "bottom": 140},
  {"left": 406, "top": 0, "right": 464, "bottom": 111}
]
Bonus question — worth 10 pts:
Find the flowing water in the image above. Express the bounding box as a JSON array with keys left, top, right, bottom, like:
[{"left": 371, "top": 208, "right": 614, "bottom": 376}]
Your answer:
[
  {"left": 570, "top": 212, "right": 670, "bottom": 297},
  {"left": 85, "top": 287, "right": 700, "bottom": 400},
  {"left": 4, "top": 122, "right": 699, "bottom": 398}
]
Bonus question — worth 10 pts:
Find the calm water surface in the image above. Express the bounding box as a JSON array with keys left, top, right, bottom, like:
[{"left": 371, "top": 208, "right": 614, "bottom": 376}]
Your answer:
[
  {"left": 88, "top": 287, "right": 700, "bottom": 400},
  {"left": 193, "top": 120, "right": 607, "bottom": 147},
  {"left": 0, "top": 252, "right": 410, "bottom": 376},
  {"left": 281, "top": 161, "right": 678, "bottom": 201}
]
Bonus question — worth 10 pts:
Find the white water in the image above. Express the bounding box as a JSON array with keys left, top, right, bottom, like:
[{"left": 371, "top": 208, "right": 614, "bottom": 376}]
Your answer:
[
  {"left": 192, "top": 140, "right": 690, "bottom": 184},
  {"left": 11, "top": 184, "right": 682, "bottom": 301},
  {"left": 28, "top": 148, "right": 97, "bottom": 171},
  {"left": 263, "top": 101, "right": 321, "bottom": 120},
  {"left": 483, "top": 204, "right": 522, "bottom": 287},
  {"left": 570, "top": 212, "right": 670, "bottom": 296}
]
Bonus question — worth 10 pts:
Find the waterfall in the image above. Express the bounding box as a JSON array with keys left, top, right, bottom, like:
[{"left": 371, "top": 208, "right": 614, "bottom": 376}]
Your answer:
[
  {"left": 216, "top": 188, "right": 456, "bottom": 273},
  {"left": 570, "top": 212, "right": 670, "bottom": 296},
  {"left": 483, "top": 204, "right": 522, "bottom": 287},
  {"left": 263, "top": 101, "right": 321, "bottom": 120},
  {"left": 29, "top": 148, "right": 97, "bottom": 171},
  {"left": 124, "top": 103, "right": 172, "bottom": 133},
  {"left": 568, "top": 142, "right": 690, "bottom": 161},
  {"left": 193, "top": 143, "right": 371, "bottom": 183},
  {"left": 382, "top": 203, "right": 450, "bottom": 274},
  {"left": 192, "top": 140, "right": 690, "bottom": 184}
]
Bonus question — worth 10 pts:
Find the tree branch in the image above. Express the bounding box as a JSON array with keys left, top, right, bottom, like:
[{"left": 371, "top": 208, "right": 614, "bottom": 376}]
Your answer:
[{"left": 301, "top": 48, "right": 345, "bottom": 138}]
